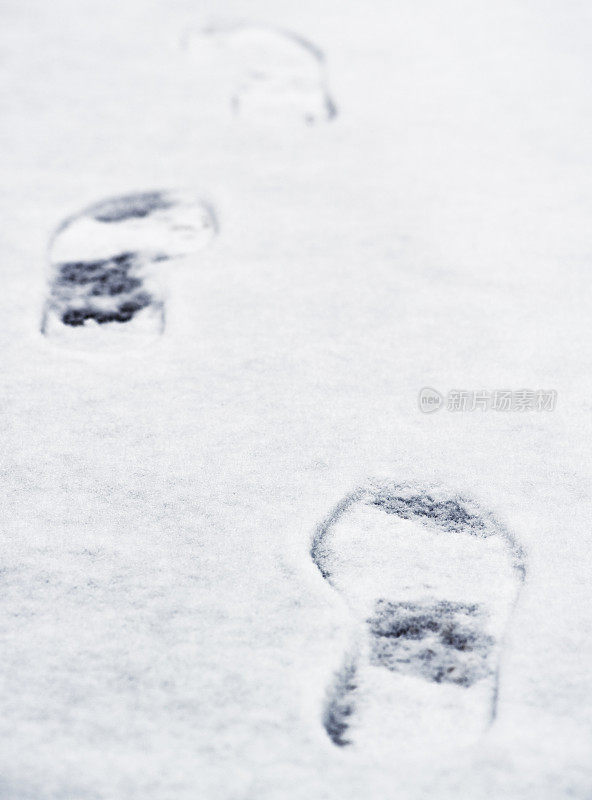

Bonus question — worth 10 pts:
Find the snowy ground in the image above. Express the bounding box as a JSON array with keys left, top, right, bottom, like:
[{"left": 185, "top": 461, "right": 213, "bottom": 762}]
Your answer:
[{"left": 1, "top": 0, "right": 592, "bottom": 797}]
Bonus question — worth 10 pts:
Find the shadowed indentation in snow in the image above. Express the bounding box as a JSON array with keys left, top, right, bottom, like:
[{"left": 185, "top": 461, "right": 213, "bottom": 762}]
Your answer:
[
  {"left": 54, "top": 252, "right": 152, "bottom": 326},
  {"left": 368, "top": 599, "right": 494, "bottom": 687},
  {"left": 90, "top": 191, "right": 175, "bottom": 223},
  {"left": 323, "top": 658, "right": 358, "bottom": 747},
  {"left": 61, "top": 293, "right": 152, "bottom": 327},
  {"left": 58, "top": 254, "right": 134, "bottom": 285},
  {"left": 372, "top": 490, "right": 486, "bottom": 533}
]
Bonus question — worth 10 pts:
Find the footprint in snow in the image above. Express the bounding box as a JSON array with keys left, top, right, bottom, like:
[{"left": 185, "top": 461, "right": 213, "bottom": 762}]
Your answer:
[
  {"left": 41, "top": 190, "right": 216, "bottom": 349},
  {"left": 187, "top": 24, "right": 337, "bottom": 126},
  {"left": 311, "top": 482, "right": 525, "bottom": 753}
]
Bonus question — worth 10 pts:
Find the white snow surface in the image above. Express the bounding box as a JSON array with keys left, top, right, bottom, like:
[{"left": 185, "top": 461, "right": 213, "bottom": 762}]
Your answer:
[{"left": 1, "top": 0, "right": 592, "bottom": 798}]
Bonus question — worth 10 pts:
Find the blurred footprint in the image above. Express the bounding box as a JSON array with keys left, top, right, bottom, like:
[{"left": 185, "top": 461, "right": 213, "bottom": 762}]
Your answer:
[
  {"left": 311, "top": 482, "right": 525, "bottom": 753},
  {"left": 41, "top": 190, "right": 216, "bottom": 349},
  {"left": 186, "top": 24, "right": 337, "bottom": 125}
]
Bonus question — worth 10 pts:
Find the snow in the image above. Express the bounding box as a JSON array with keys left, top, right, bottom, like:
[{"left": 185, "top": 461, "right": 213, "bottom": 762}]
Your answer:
[
  {"left": 313, "top": 483, "right": 523, "bottom": 755},
  {"left": 186, "top": 24, "right": 337, "bottom": 124},
  {"left": 43, "top": 190, "right": 215, "bottom": 348},
  {"left": 1, "top": 0, "right": 592, "bottom": 798}
]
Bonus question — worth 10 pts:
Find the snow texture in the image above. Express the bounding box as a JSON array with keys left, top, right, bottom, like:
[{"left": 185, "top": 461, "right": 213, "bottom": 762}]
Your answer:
[{"left": 1, "top": 0, "right": 592, "bottom": 798}]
